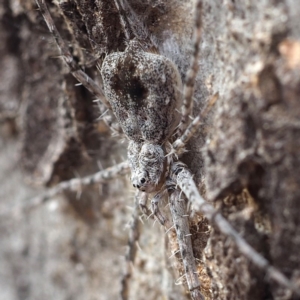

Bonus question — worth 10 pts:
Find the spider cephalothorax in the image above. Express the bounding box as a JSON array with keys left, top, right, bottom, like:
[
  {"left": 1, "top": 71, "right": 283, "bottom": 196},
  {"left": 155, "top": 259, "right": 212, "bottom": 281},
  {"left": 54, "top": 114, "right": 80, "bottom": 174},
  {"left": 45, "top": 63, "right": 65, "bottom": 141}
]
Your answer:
[
  {"left": 129, "top": 142, "right": 166, "bottom": 193},
  {"left": 101, "top": 40, "right": 183, "bottom": 193}
]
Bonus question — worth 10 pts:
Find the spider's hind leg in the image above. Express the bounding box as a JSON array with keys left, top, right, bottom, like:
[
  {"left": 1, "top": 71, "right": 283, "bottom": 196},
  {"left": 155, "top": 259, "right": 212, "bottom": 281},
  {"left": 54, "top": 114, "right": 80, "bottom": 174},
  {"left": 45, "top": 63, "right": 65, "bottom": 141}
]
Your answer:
[
  {"left": 176, "top": 0, "right": 202, "bottom": 138},
  {"left": 35, "top": 0, "right": 126, "bottom": 135},
  {"left": 35, "top": 0, "right": 110, "bottom": 109}
]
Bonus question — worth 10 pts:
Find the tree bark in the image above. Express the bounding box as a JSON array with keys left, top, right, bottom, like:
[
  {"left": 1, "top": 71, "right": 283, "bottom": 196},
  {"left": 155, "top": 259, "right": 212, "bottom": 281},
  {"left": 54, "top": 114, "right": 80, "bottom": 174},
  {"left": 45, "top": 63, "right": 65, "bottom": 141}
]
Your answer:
[{"left": 0, "top": 1, "right": 299, "bottom": 299}]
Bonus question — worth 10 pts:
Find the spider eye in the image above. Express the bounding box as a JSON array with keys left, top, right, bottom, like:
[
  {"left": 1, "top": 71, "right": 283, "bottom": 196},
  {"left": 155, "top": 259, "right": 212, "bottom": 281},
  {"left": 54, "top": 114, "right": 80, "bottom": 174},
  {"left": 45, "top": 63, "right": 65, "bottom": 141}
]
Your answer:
[
  {"left": 140, "top": 178, "right": 146, "bottom": 184},
  {"left": 145, "top": 149, "right": 155, "bottom": 157}
]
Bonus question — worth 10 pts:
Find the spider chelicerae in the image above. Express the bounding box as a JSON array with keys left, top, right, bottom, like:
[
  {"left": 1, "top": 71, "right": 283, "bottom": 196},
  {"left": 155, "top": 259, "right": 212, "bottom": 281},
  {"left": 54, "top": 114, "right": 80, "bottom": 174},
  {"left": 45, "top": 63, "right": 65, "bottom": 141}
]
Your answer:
[{"left": 28, "top": 0, "right": 299, "bottom": 299}]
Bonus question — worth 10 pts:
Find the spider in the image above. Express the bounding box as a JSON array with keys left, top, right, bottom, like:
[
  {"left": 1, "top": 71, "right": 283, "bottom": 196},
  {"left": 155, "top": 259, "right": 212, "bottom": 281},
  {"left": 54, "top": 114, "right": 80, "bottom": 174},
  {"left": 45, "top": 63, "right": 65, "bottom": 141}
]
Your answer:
[
  {"left": 35, "top": 0, "right": 206, "bottom": 298},
  {"left": 29, "top": 0, "right": 300, "bottom": 299}
]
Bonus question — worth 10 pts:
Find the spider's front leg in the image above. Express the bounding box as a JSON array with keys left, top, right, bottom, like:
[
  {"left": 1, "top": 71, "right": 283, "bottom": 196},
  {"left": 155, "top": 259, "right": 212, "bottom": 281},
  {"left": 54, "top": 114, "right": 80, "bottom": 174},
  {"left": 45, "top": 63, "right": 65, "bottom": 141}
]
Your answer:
[
  {"left": 151, "top": 191, "right": 172, "bottom": 228},
  {"left": 121, "top": 190, "right": 141, "bottom": 300},
  {"left": 138, "top": 191, "right": 151, "bottom": 217},
  {"left": 166, "top": 178, "right": 204, "bottom": 300},
  {"left": 171, "top": 162, "right": 300, "bottom": 296},
  {"left": 0, "top": 161, "right": 130, "bottom": 218}
]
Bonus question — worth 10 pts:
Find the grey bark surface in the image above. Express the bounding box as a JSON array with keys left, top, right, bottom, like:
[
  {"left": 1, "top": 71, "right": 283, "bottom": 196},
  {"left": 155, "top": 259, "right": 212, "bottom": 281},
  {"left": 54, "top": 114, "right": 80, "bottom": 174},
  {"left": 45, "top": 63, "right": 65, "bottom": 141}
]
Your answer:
[{"left": 0, "top": 1, "right": 300, "bottom": 300}]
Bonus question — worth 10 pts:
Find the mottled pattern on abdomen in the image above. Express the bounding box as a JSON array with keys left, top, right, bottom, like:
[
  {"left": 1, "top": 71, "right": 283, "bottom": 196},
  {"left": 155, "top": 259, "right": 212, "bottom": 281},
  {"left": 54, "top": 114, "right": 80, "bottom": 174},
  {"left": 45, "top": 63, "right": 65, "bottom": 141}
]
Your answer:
[{"left": 101, "top": 41, "right": 183, "bottom": 144}]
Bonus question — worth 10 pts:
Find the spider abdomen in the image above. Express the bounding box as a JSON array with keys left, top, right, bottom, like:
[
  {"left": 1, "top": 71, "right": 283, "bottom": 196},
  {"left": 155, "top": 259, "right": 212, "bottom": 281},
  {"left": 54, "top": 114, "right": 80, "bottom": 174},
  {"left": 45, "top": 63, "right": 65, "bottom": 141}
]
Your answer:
[{"left": 101, "top": 41, "right": 183, "bottom": 144}]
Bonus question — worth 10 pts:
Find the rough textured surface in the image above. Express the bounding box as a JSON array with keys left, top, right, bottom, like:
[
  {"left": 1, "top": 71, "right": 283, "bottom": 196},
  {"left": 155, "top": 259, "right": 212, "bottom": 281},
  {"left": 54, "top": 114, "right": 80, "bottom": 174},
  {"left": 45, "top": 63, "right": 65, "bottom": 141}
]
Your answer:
[
  {"left": 1, "top": 0, "right": 300, "bottom": 300},
  {"left": 200, "top": 1, "right": 300, "bottom": 299}
]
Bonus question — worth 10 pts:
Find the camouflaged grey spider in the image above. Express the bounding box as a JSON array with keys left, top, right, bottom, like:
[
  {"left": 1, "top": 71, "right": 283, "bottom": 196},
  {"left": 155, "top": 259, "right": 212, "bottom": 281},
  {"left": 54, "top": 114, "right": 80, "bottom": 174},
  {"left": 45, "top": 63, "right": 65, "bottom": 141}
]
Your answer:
[
  {"left": 101, "top": 39, "right": 183, "bottom": 194},
  {"left": 35, "top": 0, "right": 203, "bottom": 197},
  {"left": 35, "top": 0, "right": 205, "bottom": 299},
  {"left": 33, "top": 1, "right": 299, "bottom": 299},
  {"left": 37, "top": 0, "right": 204, "bottom": 202}
]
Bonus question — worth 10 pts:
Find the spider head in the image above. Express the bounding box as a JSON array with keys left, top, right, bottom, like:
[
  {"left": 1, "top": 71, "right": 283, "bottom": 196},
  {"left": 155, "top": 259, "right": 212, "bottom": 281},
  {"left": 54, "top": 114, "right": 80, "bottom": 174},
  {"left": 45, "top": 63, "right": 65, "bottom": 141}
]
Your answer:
[{"left": 130, "top": 143, "right": 166, "bottom": 193}]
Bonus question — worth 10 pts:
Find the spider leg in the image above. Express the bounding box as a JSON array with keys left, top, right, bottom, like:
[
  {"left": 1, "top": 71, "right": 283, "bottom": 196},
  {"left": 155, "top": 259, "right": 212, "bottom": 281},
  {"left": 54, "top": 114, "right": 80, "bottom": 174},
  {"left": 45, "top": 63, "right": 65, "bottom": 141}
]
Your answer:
[
  {"left": 0, "top": 161, "right": 130, "bottom": 218},
  {"left": 176, "top": 0, "right": 202, "bottom": 138},
  {"left": 36, "top": 0, "right": 123, "bottom": 135},
  {"left": 35, "top": 0, "right": 111, "bottom": 110},
  {"left": 114, "top": 0, "right": 149, "bottom": 43},
  {"left": 150, "top": 186, "right": 202, "bottom": 299},
  {"left": 151, "top": 192, "right": 172, "bottom": 228},
  {"left": 170, "top": 161, "right": 300, "bottom": 296},
  {"left": 113, "top": 0, "right": 134, "bottom": 41},
  {"left": 120, "top": 190, "right": 141, "bottom": 300},
  {"left": 95, "top": 100, "right": 124, "bottom": 135},
  {"left": 138, "top": 191, "right": 152, "bottom": 217},
  {"left": 167, "top": 180, "right": 204, "bottom": 300},
  {"left": 173, "top": 111, "right": 202, "bottom": 156},
  {"left": 173, "top": 94, "right": 218, "bottom": 156}
]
